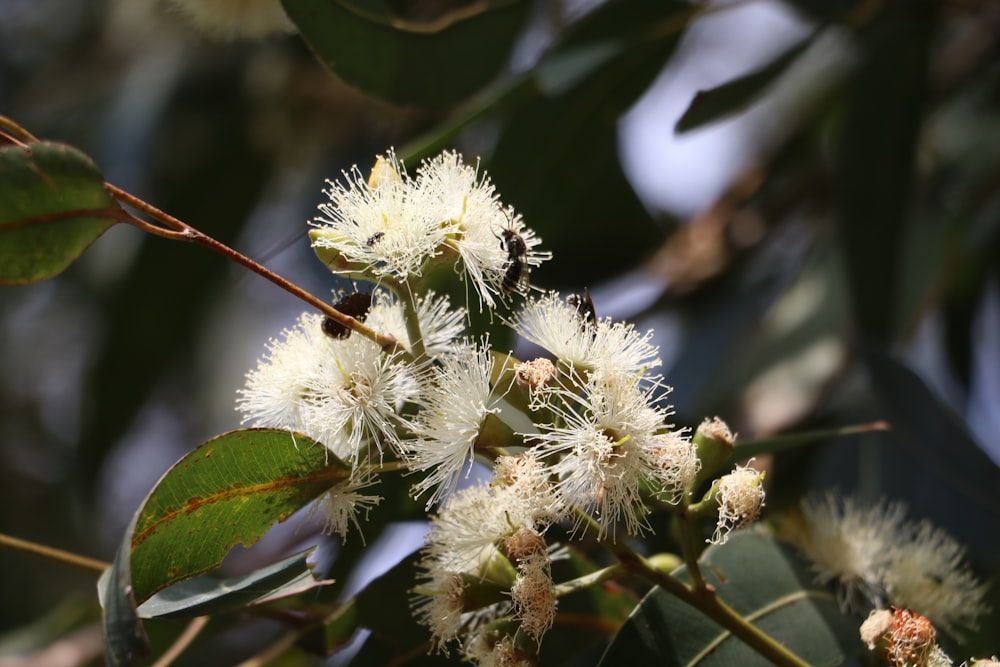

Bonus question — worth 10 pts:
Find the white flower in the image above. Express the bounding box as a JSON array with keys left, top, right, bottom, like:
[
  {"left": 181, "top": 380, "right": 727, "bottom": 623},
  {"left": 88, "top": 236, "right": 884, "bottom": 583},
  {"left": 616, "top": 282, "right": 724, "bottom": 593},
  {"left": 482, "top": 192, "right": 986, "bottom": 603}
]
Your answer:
[
  {"left": 412, "top": 570, "right": 471, "bottom": 652},
  {"left": 421, "top": 481, "right": 538, "bottom": 580},
  {"left": 494, "top": 453, "right": 566, "bottom": 528},
  {"left": 791, "top": 494, "right": 904, "bottom": 609},
  {"left": 236, "top": 312, "right": 327, "bottom": 432},
  {"left": 505, "top": 528, "right": 556, "bottom": 642},
  {"left": 306, "top": 477, "right": 381, "bottom": 542},
  {"left": 312, "top": 150, "right": 444, "bottom": 282},
  {"left": 884, "top": 521, "right": 989, "bottom": 634},
  {"left": 413, "top": 151, "right": 550, "bottom": 308},
  {"left": 237, "top": 311, "right": 416, "bottom": 468},
  {"left": 531, "top": 372, "right": 687, "bottom": 538},
  {"left": 710, "top": 461, "right": 765, "bottom": 545},
  {"left": 405, "top": 341, "right": 502, "bottom": 506},
  {"left": 791, "top": 494, "right": 988, "bottom": 635},
  {"left": 513, "top": 292, "right": 661, "bottom": 379},
  {"left": 365, "top": 289, "right": 466, "bottom": 357},
  {"left": 413, "top": 483, "right": 521, "bottom": 651},
  {"left": 311, "top": 150, "right": 549, "bottom": 309},
  {"left": 642, "top": 432, "right": 700, "bottom": 504}
]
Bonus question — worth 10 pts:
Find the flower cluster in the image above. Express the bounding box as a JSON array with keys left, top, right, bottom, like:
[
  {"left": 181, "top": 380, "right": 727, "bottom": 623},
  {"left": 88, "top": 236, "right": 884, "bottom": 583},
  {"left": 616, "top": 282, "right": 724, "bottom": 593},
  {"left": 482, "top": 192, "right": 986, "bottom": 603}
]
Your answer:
[
  {"left": 789, "top": 494, "right": 989, "bottom": 636},
  {"left": 233, "top": 150, "right": 799, "bottom": 662},
  {"left": 311, "top": 150, "right": 549, "bottom": 309}
]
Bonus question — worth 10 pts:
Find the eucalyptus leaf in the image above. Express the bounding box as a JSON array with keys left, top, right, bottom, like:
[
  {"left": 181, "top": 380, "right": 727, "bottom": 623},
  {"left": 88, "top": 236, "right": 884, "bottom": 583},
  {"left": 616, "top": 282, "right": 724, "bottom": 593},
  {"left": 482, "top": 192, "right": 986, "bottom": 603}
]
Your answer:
[
  {"left": 490, "top": 0, "right": 691, "bottom": 285},
  {"left": 675, "top": 33, "right": 817, "bottom": 133},
  {"left": 836, "top": 10, "right": 933, "bottom": 343},
  {"left": 600, "top": 530, "right": 863, "bottom": 665},
  {"left": 100, "top": 429, "right": 347, "bottom": 665},
  {"left": 0, "top": 141, "right": 118, "bottom": 284},
  {"left": 129, "top": 429, "right": 347, "bottom": 603},
  {"left": 137, "top": 548, "right": 325, "bottom": 619},
  {"left": 282, "top": 0, "right": 530, "bottom": 108}
]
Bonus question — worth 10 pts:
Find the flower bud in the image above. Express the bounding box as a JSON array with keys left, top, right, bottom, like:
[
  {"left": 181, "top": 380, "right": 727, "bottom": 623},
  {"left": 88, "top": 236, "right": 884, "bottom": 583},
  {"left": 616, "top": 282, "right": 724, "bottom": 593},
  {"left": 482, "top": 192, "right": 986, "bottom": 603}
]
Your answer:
[
  {"left": 647, "top": 552, "right": 683, "bottom": 574},
  {"left": 691, "top": 417, "right": 736, "bottom": 492},
  {"left": 475, "top": 545, "right": 519, "bottom": 589},
  {"left": 308, "top": 229, "right": 371, "bottom": 277}
]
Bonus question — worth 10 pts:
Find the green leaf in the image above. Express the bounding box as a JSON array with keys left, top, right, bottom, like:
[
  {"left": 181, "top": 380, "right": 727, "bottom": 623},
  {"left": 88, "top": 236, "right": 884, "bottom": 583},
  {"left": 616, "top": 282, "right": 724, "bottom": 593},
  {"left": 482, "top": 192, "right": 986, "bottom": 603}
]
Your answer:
[
  {"left": 130, "top": 429, "right": 347, "bottom": 603},
  {"left": 136, "top": 548, "right": 325, "bottom": 619},
  {"left": 861, "top": 349, "right": 1000, "bottom": 562},
  {"left": 100, "top": 537, "right": 150, "bottom": 667},
  {"left": 282, "top": 0, "right": 531, "bottom": 108},
  {"left": 599, "top": 530, "right": 863, "bottom": 666},
  {"left": 99, "top": 429, "right": 347, "bottom": 666},
  {"left": 836, "top": 9, "right": 933, "bottom": 343},
  {"left": 726, "top": 421, "right": 889, "bottom": 463},
  {"left": 675, "top": 33, "right": 816, "bottom": 133},
  {"left": 0, "top": 141, "right": 118, "bottom": 284},
  {"left": 490, "top": 0, "right": 691, "bottom": 286}
]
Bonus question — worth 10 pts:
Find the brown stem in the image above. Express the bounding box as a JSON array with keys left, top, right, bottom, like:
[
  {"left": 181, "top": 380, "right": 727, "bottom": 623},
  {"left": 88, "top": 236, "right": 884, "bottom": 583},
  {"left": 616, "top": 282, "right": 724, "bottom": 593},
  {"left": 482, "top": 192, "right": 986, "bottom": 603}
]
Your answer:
[
  {"left": 151, "top": 616, "right": 210, "bottom": 667},
  {"left": 620, "top": 551, "right": 811, "bottom": 667},
  {"left": 235, "top": 629, "right": 300, "bottom": 667},
  {"left": 0, "top": 115, "right": 38, "bottom": 143},
  {"left": 105, "top": 183, "right": 408, "bottom": 358},
  {"left": 0, "top": 531, "right": 109, "bottom": 573}
]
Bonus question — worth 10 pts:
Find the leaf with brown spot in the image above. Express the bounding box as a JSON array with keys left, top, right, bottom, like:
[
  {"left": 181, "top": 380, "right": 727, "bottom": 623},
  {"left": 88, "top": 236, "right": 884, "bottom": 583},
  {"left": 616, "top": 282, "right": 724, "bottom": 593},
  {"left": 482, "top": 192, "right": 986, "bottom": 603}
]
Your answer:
[
  {"left": 129, "top": 429, "right": 347, "bottom": 602},
  {"left": 100, "top": 429, "right": 347, "bottom": 665}
]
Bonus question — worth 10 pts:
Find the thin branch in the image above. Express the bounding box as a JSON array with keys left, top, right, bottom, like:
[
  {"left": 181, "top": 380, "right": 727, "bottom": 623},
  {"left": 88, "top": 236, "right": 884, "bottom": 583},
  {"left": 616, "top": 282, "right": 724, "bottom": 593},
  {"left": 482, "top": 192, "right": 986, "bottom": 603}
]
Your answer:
[
  {"left": 235, "top": 628, "right": 300, "bottom": 667},
  {"left": 105, "top": 183, "right": 410, "bottom": 359},
  {"left": 0, "top": 115, "right": 38, "bottom": 143},
  {"left": 151, "top": 617, "right": 210, "bottom": 667},
  {"left": 0, "top": 531, "right": 109, "bottom": 573}
]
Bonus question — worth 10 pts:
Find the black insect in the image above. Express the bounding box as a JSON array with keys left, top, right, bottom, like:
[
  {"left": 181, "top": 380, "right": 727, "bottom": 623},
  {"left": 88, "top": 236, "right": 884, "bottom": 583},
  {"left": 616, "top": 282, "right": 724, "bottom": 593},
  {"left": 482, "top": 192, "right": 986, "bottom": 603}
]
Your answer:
[
  {"left": 566, "top": 288, "right": 596, "bottom": 325},
  {"left": 321, "top": 291, "right": 373, "bottom": 339},
  {"left": 498, "top": 226, "right": 528, "bottom": 294},
  {"left": 366, "top": 232, "right": 385, "bottom": 247}
]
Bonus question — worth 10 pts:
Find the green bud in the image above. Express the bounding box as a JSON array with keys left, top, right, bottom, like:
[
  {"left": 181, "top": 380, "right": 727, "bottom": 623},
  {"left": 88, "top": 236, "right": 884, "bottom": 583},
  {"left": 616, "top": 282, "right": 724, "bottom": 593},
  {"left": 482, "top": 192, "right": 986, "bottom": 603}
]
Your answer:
[
  {"left": 647, "top": 552, "right": 683, "bottom": 574},
  {"left": 691, "top": 417, "right": 736, "bottom": 492},
  {"left": 308, "top": 229, "right": 370, "bottom": 276},
  {"left": 476, "top": 545, "right": 518, "bottom": 588},
  {"left": 476, "top": 411, "right": 520, "bottom": 451}
]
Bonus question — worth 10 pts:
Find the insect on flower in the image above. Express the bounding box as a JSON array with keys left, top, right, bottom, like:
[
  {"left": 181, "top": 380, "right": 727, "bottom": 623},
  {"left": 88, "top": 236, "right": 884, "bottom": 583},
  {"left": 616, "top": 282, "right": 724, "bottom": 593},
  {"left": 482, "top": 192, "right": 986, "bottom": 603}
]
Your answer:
[
  {"left": 322, "top": 291, "right": 373, "bottom": 339},
  {"left": 497, "top": 218, "right": 528, "bottom": 294},
  {"left": 566, "top": 288, "right": 596, "bottom": 325},
  {"left": 366, "top": 231, "right": 385, "bottom": 247}
]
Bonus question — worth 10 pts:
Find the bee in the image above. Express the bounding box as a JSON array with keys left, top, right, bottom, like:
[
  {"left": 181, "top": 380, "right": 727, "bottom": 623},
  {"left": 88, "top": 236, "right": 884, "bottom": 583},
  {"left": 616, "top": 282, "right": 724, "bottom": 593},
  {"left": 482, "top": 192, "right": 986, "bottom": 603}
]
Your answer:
[
  {"left": 321, "top": 291, "right": 373, "bottom": 339},
  {"left": 566, "top": 288, "right": 596, "bottom": 325},
  {"left": 497, "top": 222, "right": 528, "bottom": 294},
  {"left": 366, "top": 231, "right": 385, "bottom": 247}
]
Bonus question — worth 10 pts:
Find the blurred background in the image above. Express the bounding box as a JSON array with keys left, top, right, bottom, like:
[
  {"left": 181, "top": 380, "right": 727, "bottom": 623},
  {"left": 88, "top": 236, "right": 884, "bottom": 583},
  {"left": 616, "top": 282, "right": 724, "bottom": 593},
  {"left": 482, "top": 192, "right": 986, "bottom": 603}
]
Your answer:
[{"left": 1, "top": 0, "right": 999, "bottom": 664}]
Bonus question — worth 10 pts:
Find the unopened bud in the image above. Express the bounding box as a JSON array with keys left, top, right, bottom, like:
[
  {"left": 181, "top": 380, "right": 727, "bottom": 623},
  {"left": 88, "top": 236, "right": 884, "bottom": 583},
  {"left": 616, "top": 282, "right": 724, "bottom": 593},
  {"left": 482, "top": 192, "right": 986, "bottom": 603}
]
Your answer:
[
  {"left": 691, "top": 417, "right": 736, "bottom": 492},
  {"left": 308, "top": 229, "right": 370, "bottom": 276},
  {"left": 647, "top": 552, "right": 683, "bottom": 574}
]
